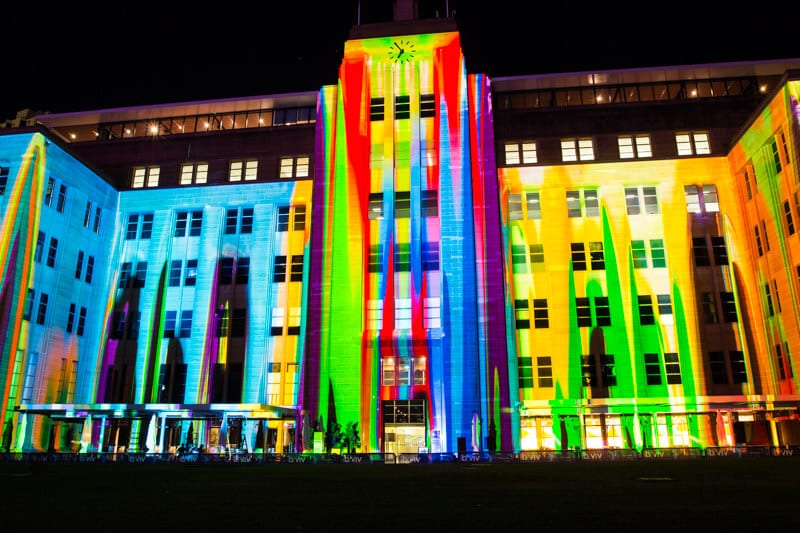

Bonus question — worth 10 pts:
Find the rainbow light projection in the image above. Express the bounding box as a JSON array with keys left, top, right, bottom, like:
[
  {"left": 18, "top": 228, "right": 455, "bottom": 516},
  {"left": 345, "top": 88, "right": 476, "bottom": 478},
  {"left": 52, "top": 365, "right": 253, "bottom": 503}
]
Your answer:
[
  {"left": 3, "top": 29, "right": 800, "bottom": 455},
  {"left": 305, "top": 30, "right": 511, "bottom": 454}
]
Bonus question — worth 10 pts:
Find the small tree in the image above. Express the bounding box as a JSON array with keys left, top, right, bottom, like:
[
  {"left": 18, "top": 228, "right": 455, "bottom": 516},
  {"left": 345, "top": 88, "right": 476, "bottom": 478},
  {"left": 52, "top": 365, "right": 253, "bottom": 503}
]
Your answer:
[
  {"left": 341, "top": 421, "right": 361, "bottom": 454},
  {"left": 325, "top": 419, "right": 341, "bottom": 453}
]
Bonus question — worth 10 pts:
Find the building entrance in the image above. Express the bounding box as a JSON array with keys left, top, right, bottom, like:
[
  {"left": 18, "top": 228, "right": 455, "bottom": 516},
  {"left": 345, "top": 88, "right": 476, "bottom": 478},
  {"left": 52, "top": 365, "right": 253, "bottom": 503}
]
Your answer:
[{"left": 382, "top": 399, "right": 426, "bottom": 454}]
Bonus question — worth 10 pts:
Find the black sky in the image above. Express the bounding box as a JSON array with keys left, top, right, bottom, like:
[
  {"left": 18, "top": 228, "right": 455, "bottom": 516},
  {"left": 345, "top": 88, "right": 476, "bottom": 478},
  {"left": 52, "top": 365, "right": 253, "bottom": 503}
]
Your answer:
[{"left": 2, "top": 1, "right": 799, "bottom": 120}]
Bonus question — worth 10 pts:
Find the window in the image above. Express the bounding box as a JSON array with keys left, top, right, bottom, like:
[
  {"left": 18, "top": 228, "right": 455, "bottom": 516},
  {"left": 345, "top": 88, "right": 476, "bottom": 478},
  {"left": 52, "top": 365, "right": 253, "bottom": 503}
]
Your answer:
[
  {"left": 219, "top": 257, "right": 234, "bottom": 284},
  {"left": 764, "top": 283, "right": 774, "bottom": 317},
  {"left": 215, "top": 308, "right": 229, "bottom": 337},
  {"left": 110, "top": 310, "right": 125, "bottom": 339},
  {"left": 46, "top": 237, "right": 58, "bottom": 268},
  {"left": 701, "top": 292, "right": 718, "bottom": 324},
  {"left": 225, "top": 207, "right": 253, "bottom": 234},
  {"left": 395, "top": 191, "right": 411, "bottom": 218},
  {"left": 93, "top": 206, "right": 102, "bottom": 233},
  {"left": 421, "top": 190, "right": 438, "bottom": 217},
  {"left": 395, "top": 298, "right": 411, "bottom": 329},
  {"left": 533, "top": 299, "right": 549, "bottom": 328},
  {"left": 67, "top": 303, "right": 76, "bottom": 333},
  {"left": 273, "top": 256, "right": 287, "bottom": 282},
  {"left": 645, "top": 353, "right": 662, "bottom": 385},
  {"left": 720, "top": 291, "right": 738, "bottom": 322},
  {"left": 730, "top": 350, "right": 747, "bottom": 383},
  {"left": 514, "top": 299, "right": 530, "bottom": 329},
  {"left": 236, "top": 257, "right": 250, "bottom": 284},
  {"left": 702, "top": 185, "right": 719, "bottom": 212},
  {"left": 675, "top": 131, "right": 710, "bottom": 156},
  {"left": 413, "top": 356, "right": 426, "bottom": 385},
  {"left": 664, "top": 353, "right": 681, "bottom": 384},
  {"left": 394, "top": 243, "right": 410, "bottom": 272},
  {"left": 56, "top": 184, "right": 67, "bottom": 213},
  {"left": 743, "top": 168, "right": 753, "bottom": 200},
  {"left": 582, "top": 355, "right": 597, "bottom": 386},
  {"left": 85, "top": 256, "right": 94, "bottom": 284},
  {"left": 141, "top": 214, "right": 153, "bottom": 239},
  {"left": 0, "top": 165, "right": 8, "bottom": 195},
  {"left": 175, "top": 210, "right": 203, "bottom": 237},
  {"left": 638, "top": 295, "right": 655, "bottom": 325},
  {"left": 126, "top": 214, "right": 139, "bottom": 240},
  {"left": 420, "top": 93, "right": 435, "bottom": 118},
  {"left": 84, "top": 201, "right": 92, "bottom": 228},
  {"left": 530, "top": 244, "right": 545, "bottom": 267},
  {"left": 270, "top": 308, "right": 285, "bottom": 336},
  {"left": 77, "top": 306, "right": 87, "bottom": 336},
  {"left": 693, "top": 237, "right": 711, "bottom": 266},
  {"left": 576, "top": 297, "right": 591, "bottom": 327},
  {"left": 571, "top": 243, "right": 586, "bottom": 271},
  {"left": 761, "top": 220, "right": 770, "bottom": 252},
  {"left": 21, "top": 353, "right": 38, "bottom": 402},
  {"left": 423, "top": 298, "right": 440, "bottom": 329},
  {"left": 368, "top": 244, "right": 382, "bottom": 273},
  {"left": 657, "top": 294, "right": 672, "bottom": 315},
  {"left": 75, "top": 251, "right": 84, "bottom": 279},
  {"left": 708, "top": 351, "right": 727, "bottom": 385},
  {"left": 370, "top": 97, "right": 385, "bottom": 121},
  {"left": 395, "top": 95, "right": 410, "bottom": 119},
  {"left": 23, "top": 289, "right": 35, "bottom": 321},
  {"left": 132, "top": 166, "right": 160, "bottom": 188},
  {"left": 178, "top": 310, "right": 192, "bottom": 338},
  {"left": 179, "top": 162, "right": 208, "bottom": 185},
  {"left": 770, "top": 137, "right": 782, "bottom": 175},
  {"left": 169, "top": 260, "right": 183, "bottom": 287},
  {"left": 133, "top": 262, "right": 147, "bottom": 288},
  {"left": 185, "top": 259, "right": 197, "bottom": 286},
  {"left": 754, "top": 225, "right": 763, "bottom": 256},
  {"left": 784, "top": 200, "right": 795, "bottom": 235},
  {"left": 710, "top": 236, "right": 728, "bottom": 265},
  {"left": 368, "top": 193, "right": 384, "bottom": 220},
  {"left": 505, "top": 142, "right": 537, "bottom": 165},
  {"left": 518, "top": 357, "right": 533, "bottom": 388},
  {"left": 35, "top": 232, "right": 44, "bottom": 263},
  {"left": 367, "top": 300, "right": 383, "bottom": 330},
  {"left": 631, "top": 240, "right": 648, "bottom": 268},
  {"left": 44, "top": 177, "right": 54, "bottom": 206},
  {"left": 625, "top": 186, "right": 659, "bottom": 215},
  {"left": 773, "top": 280, "right": 782, "bottom": 314},
  {"left": 119, "top": 262, "right": 132, "bottom": 289},
  {"left": 164, "top": 311, "right": 177, "bottom": 337},
  {"left": 279, "top": 156, "right": 310, "bottom": 178},
  {"left": 422, "top": 241, "right": 439, "bottom": 271},
  {"left": 36, "top": 292, "right": 49, "bottom": 325},
  {"left": 617, "top": 134, "right": 652, "bottom": 159},
  {"left": 595, "top": 297, "right": 611, "bottom": 326},
  {"left": 561, "top": 138, "right": 594, "bottom": 162},
  {"left": 290, "top": 255, "right": 304, "bottom": 281},
  {"left": 566, "top": 189, "right": 598, "bottom": 217},
  {"left": 382, "top": 357, "right": 396, "bottom": 386},
  {"left": 229, "top": 160, "right": 258, "bottom": 181},
  {"left": 649, "top": 238, "right": 666, "bottom": 267},
  {"left": 589, "top": 242, "right": 605, "bottom": 270},
  {"left": 537, "top": 357, "right": 553, "bottom": 387}
]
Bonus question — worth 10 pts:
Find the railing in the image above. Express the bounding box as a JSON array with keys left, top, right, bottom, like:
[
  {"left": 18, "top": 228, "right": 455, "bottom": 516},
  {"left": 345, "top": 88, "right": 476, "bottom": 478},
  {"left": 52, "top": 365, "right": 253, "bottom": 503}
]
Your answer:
[{"left": 3, "top": 446, "right": 800, "bottom": 465}]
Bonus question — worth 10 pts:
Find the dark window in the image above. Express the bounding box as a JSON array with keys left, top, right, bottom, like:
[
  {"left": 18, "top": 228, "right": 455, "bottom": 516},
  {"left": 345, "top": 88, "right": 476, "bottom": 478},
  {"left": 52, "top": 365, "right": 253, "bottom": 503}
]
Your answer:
[
  {"left": 119, "top": 262, "right": 132, "bottom": 289},
  {"left": 23, "top": 289, "right": 34, "bottom": 321},
  {"left": 368, "top": 193, "right": 384, "bottom": 220},
  {"left": 582, "top": 354, "right": 597, "bottom": 386},
  {"left": 370, "top": 97, "right": 385, "bottom": 121},
  {"left": 421, "top": 189, "right": 438, "bottom": 217},
  {"left": 175, "top": 212, "right": 188, "bottom": 237},
  {"left": 84, "top": 201, "right": 92, "bottom": 228},
  {"left": 576, "top": 297, "right": 591, "bottom": 327},
  {"left": 533, "top": 299, "right": 549, "bottom": 328},
  {"left": 231, "top": 308, "right": 246, "bottom": 337},
  {"left": 110, "top": 310, "right": 125, "bottom": 339},
  {"left": 711, "top": 236, "right": 728, "bottom": 265},
  {"left": 93, "top": 207, "right": 102, "bottom": 233},
  {"left": 236, "top": 257, "right": 250, "bottom": 284},
  {"left": 56, "top": 184, "right": 67, "bottom": 213},
  {"left": 395, "top": 191, "right": 411, "bottom": 218},
  {"left": 664, "top": 352, "right": 681, "bottom": 384},
  {"left": 164, "top": 310, "right": 177, "bottom": 337},
  {"left": 638, "top": 295, "right": 655, "bottom": 325},
  {"left": 178, "top": 310, "right": 192, "bottom": 338},
  {"left": 277, "top": 206, "right": 290, "bottom": 231},
  {"left": 46, "top": 237, "right": 58, "bottom": 267},
  {"left": 0, "top": 166, "right": 8, "bottom": 195},
  {"left": 219, "top": 257, "right": 234, "bottom": 284},
  {"left": 36, "top": 293, "right": 49, "bottom": 325},
  {"left": 290, "top": 255, "right": 304, "bottom": 281},
  {"left": 368, "top": 244, "right": 382, "bottom": 273},
  {"left": 420, "top": 93, "right": 435, "bottom": 118},
  {"left": 395, "top": 95, "right": 410, "bottom": 119},
  {"left": 185, "top": 259, "right": 197, "bottom": 286},
  {"left": 189, "top": 210, "right": 203, "bottom": 236},
  {"left": 571, "top": 242, "right": 586, "bottom": 271},
  {"left": 67, "top": 303, "right": 77, "bottom": 334},
  {"left": 240, "top": 208, "right": 254, "bottom": 234},
  {"left": 133, "top": 262, "right": 147, "bottom": 288},
  {"left": 273, "top": 256, "right": 287, "bottom": 282},
  {"left": 784, "top": 200, "right": 795, "bottom": 236},
  {"left": 657, "top": 294, "right": 672, "bottom": 315},
  {"left": 518, "top": 357, "right": 533, "bottom": 388},
  {"left": 720, "top": 291, "right": 738, "bottom": 322},
  {"left": 75, "top": 251, "right": 84, "bottom": 279},
  {"left": 35, "top": 232, "right": 44, "bottom": 263},
  {"left": 77, "top": 307, "right": 87, "bottom": 336},
  {"left": 514, "top": 299, "right": 530, "bottom": 329},
  {"left": 293, "top": 206, "right": 306, "bottom": 230},
  {"left": 589, "top": 241, "right": 604, "bottom": 270},
  {"left": 141, "top": 214, "right": 153, "bottom": 239},
  {"left": 394, "top": 243, "right": 410, "bottom": 272},
  {"left": 644, "top": 353, "right": 661, "bottom": 385},
  {"left": 709, "top": 351, "right": 727, "bottom": 385},
  {"left": 730, "top": 350, "right": 748, "bottom": 383},
  {"left": 126, "top": 215, "right": 138, "bottom": 239},
  {"left": 85, "top": 256, "right": 94, "bottom": 284},
  {"left": 595, "top": 297, "right": 611, "bottom": 326},
  {"left": 692, "top": 237, "right": 710, "bottom": 266},
  {"left": 225, "top": 208, "right": 238, "bottom": 234},
  {"left": 44, "top": 177, "right": 54, "bottom": 206},
  {"left": 169, "top": 260, "right": 183, "bottom": 287},
  {"left": 422, "top": 241, "right": 439, "bottom": 271},
  {"left": 537, "top": 356, "right": 553, "bottom": 388}
]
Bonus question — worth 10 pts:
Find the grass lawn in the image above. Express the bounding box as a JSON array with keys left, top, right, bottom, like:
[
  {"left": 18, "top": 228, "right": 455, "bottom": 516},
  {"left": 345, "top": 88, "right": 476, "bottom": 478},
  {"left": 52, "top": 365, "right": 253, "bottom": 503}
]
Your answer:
[{"left": 1, "top": 457, "right": 797, "bottom": 531}]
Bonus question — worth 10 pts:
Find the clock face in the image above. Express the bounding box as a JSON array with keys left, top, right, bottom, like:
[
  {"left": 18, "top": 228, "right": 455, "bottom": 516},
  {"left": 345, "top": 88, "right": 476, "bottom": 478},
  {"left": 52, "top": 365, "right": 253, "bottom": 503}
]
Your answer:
[{"left": 388, "top": 39, "right": 416, "bottom": 64}]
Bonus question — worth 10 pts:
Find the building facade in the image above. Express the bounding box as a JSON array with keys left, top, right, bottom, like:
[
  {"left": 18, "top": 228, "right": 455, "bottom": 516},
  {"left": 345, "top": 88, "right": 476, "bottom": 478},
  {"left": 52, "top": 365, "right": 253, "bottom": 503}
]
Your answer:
[{"left": 2, "top": 11, "right": 800, "bottom": 456}]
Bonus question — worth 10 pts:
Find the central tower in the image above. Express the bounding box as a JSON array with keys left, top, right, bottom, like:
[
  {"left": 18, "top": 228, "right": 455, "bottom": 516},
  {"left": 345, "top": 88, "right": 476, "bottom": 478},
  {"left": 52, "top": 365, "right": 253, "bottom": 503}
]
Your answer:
[{"left": 303, "top": 11, "right": 513, "bottom": 454}]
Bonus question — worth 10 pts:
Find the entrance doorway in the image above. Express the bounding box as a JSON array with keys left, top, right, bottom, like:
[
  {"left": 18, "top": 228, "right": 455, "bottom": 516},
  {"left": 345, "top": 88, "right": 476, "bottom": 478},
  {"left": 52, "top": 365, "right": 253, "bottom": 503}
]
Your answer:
[{"left": 383, "top": 400, "right": 426, "bottom": 454}]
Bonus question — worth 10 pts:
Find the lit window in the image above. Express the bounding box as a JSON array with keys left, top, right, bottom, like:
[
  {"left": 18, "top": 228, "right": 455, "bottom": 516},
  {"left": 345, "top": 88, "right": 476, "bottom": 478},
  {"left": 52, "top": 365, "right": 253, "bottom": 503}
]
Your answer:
[
  {"left": 423, "top": 297, "right": 440, "bottom": 329},
  {"left": 179, "top": 162, "right": 208, "bottom": 185},
  {"left": 395, "top": 298, "right": 412, "bottom": 330},
  {"left": 132, "top": 166, "right": 160, "bottom": 188},
  {"left": 367, "top": 299, "right": 383, "bottom": 330},
  {"left": 676, "top": 131, "right": 710, "bottom": 156}
]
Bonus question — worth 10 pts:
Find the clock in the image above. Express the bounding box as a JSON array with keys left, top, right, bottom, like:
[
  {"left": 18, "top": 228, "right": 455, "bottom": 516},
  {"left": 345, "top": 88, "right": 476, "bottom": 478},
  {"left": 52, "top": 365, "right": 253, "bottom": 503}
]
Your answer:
[{"left": 388, "top": 39, "right": 416, "bottom": 64}]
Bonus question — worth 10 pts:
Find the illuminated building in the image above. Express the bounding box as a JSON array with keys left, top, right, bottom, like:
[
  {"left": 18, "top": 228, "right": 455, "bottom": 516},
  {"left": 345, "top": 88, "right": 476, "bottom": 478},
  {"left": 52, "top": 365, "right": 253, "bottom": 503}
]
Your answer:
[{"left": 2, "top": 4, "right": 800, "bottom": 456}]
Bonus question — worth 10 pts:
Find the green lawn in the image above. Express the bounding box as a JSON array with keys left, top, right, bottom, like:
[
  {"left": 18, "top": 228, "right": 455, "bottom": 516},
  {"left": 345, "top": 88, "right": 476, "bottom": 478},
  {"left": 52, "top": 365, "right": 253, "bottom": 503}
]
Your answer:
[{"left": 1, "top": 458, "right": 796, "bottom": 531}]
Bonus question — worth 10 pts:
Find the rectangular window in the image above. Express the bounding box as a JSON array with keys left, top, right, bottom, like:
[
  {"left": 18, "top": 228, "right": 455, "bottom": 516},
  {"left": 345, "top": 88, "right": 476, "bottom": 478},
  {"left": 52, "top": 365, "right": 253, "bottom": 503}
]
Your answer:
[
  {"left": 189, "top": 210, "right": 203, "bottom": 236},
  {"left": 421, "top": 190, "right": 438, "bottom": 217},
  {"left": 423, "top": 297, "right": 440, "bottom": 329},
  {"left": 764, "top": 283, "right": 774, "bottom": 317},
  {"left": 638, "top": 295, "right": 655, "bottom": 325},
  {"left": 126, "top": 214, "right": 139, "bottom": 240},
  {"left": 36, "top": 293, "right": 49, "bottom": 325},
  {"left": 509, "top": 193, "right": 523, "bottom": 220},
  {"left": 216, "top": 308, "right": 229, "bottom": 337},
  {"left": 141, "top": 214, "right": 153, "bottom": 239},
  {"left": 709, "top": 351, "right": 727, "bottom": 385},
  {"left": 110, "top": 310, "right": 125, "bottom": 339},
  {"left": 566, "top": 189, "right": 598, "bottom": 217},
  {"left": 236, "top": 257, "right": 250, "bottom": 284},
  {"left": 754, "top": 225, "right": 763, "bottom": 256},
  {"left": 35, "top": 231, "right": 44, "bottom": 263},
  {"left": 219, "top": 257, "right": 234, "bottom": 284},
  {"left": 290, "top": 255, "right": 304, "bottom": 282},
  {"left": 576, "top": 297, "right": 591, "bottom": 327},
  {"left": 413, "top": 357, "right": 427, "bottom": 385},
  {"left": 601, "top": 354, "right": 616, "bottom": 386},
  {"left": 771, "top": 137, "right": 782, "bottom": 174},
  {"left": 169, "top": 260, "right": 183, "bottom": 287},
  {"left": 370, "top": 97, "right": 385, "bottom": 121},
  {"left": 225, "top": 209, "right": 238, "bottom": 234},
  {"left": 657, "top": 294, "right": 672, "bottom": 315},
  {"left": 368, "top": 244, "right": 382, "bottom": 273},
  {"left": 394, "top": 243, "right": 410, "bottom": 272},
  {"left": 570, "top": 242, "right": 586, "bottom": 271},
  {"left": 85, "top": 256, "right": 94, "bottom": 284},
  {"left": 0, "top": 166, "right": 8, "bottom": 195},
  {"left": 185, "top": 259, "right": 197, "bottom": 286},
  {"left": 589, "top": 241, "right": 605, "bottom": 270},
  {"left": 44, "top": 177, "right": 54, "bottom": 205},
  {"left": 119, "top": 262, "right": 132, "bottom": 289},
  {"left": 710, "top": 236, "right": 728, "bottom": 265},
  {"left": 382, "top": 357, "right": 396, "bottom": 386},
  {"left": 229, "top": 160, "right": 258, "bottom": 181},
  {"left": 664, "top": 352, "right": 681, "bottom": 384},
  {"left": 618, "top": 135, "right": 651, "bottom": 159},
  {"left": 701, "top": 292, "right": 718, "bottom": 324},
  {"left": 270, "top": 308, "right": 284, "bottom": 336},
  {"left": 645, "top": 353, "right": 662, "bottom": 385},
  {"left": 761, "top": 220, "right": 770, "bottom": 252},
  {"left": 537, "top": 356, "right": 553, "bottom": 388},
  {"left": 582, "top": 354, "right": 597, "bottom": 386},
  {"left": 530, "top": 243, "right": 545, "bottom": 267},
  {"left": 273, "top": 256, "right": 287, "bottom": 282},
  {"left": 367, "top": 299, "right": 383, "bottom": 330},
  {"left": 23, "top": 289, "right": 34, "bottom": 321},
  {"left": 397, "top": 359, "right": 411, "bottom": 386},
  {"left": 774, "top": 280, "right": 782, "bottom": 313},
  {"left": 133, "top": 261, "right": 147, "bottom": 288},
  {"left": 514, "top": 299, "right": 530, "bottom": 329},
  {"left": 631, "top": 240, "right": 647, "bottom": 268},
  {"left": 720, "top": 291, "right": 738, "bottom": 322},
  {"left": 702, "top": 185, "right": 719, "bottom": 212},
  {"left": 743, "top": 168, "right": 753, "bottom": 200},
  {"left": 595, "top": 296, "right": 611, "bottom": 326},
  {"left": 84, "top": 201, "right": 92, "bottom": 228},
  {"left": 241, "top": 208, "right": 254, "bottom": 234},
  {"left": 77, "top": 306, "right": 87, "bottom": 336},
  {"left": 164, "top": 310, "right": 177, "bottom": 337},
  {"left": 526, "top": 192, "right": 541, "bottom": 219},
  {"left": 420, "top": 93, "right": 435, "bottom": 118},
  {"left": 395, "top": 191, "right": 411, "bottom": 218},
  {"left": 279, "top": 155, "right": 310, "bottom": 178},
  {"left": 56, "top": 184, "right": 67, "bottom": 212},
  {"left": 422, "top": 241, "right": 439, "bottom": 271},
  {"left": 395, "top": 95, "right": 410, "bottom": 119},
  {"left": 693, "top": 237, "right": 711, "bottom": 266},
  {"left": 649, "top": 239, "right": 665, "bottom": 267},
  {"left": 368, "top": 193, "right": 384, "bottom": 220},
  {"left": 684, "top": 185, "right": 701, "bottom": 213},
  {"left": 175, "top": 212, "right": 188, "bottom": 237},
  {"left": 46, "top": 237, "right": 58, "bottom": 268},
  {"left": 784, "top": 200, "right": 796, "bottom": 235},
  {"left": 292, "top": 205, "right": 305, "bottom": 230},
  {"left": 21, "top": 353, "right": 38, "bottom": 403},
  {"left": 178, "top": 310, "right": 193, "bottom": 338},
  {"left": 518, "top": 357, "right": 533, "bottom": 388},
  {"left": 75, "top": 250, "right": 84, "bottom": 279},
  {"left": 132, "top": 166, "right": 160, "bottom": 188},
  {"left": 730, "top": 350, "right": 747, "bottom": 383},
  {"left": 93, "top": 207, "right": 102, "bottom": 233},
  {"left": 533, "top": 299, "right": 549, "bottom": 328},
  {"left": 395, "top": 298, "right": 411, "bottom": 330},
  {"left": 626, "top": 186, "right": 659, "bottom": 215},
  {"left": 67, "top": 303, "right": 76, "bottom": 333}
]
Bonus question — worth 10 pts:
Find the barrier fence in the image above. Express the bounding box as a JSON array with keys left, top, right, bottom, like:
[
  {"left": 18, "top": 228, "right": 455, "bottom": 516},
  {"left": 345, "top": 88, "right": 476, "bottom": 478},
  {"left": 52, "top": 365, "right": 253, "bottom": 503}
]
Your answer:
[{"left": 2, "top": 445, "right": 799, "bottom": 465}]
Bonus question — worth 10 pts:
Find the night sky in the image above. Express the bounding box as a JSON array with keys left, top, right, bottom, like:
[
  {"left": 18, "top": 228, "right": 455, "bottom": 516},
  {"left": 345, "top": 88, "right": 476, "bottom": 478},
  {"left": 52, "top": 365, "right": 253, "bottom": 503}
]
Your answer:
[{"left": 2, "top": 1, "right": 798, "bottom": 120}]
